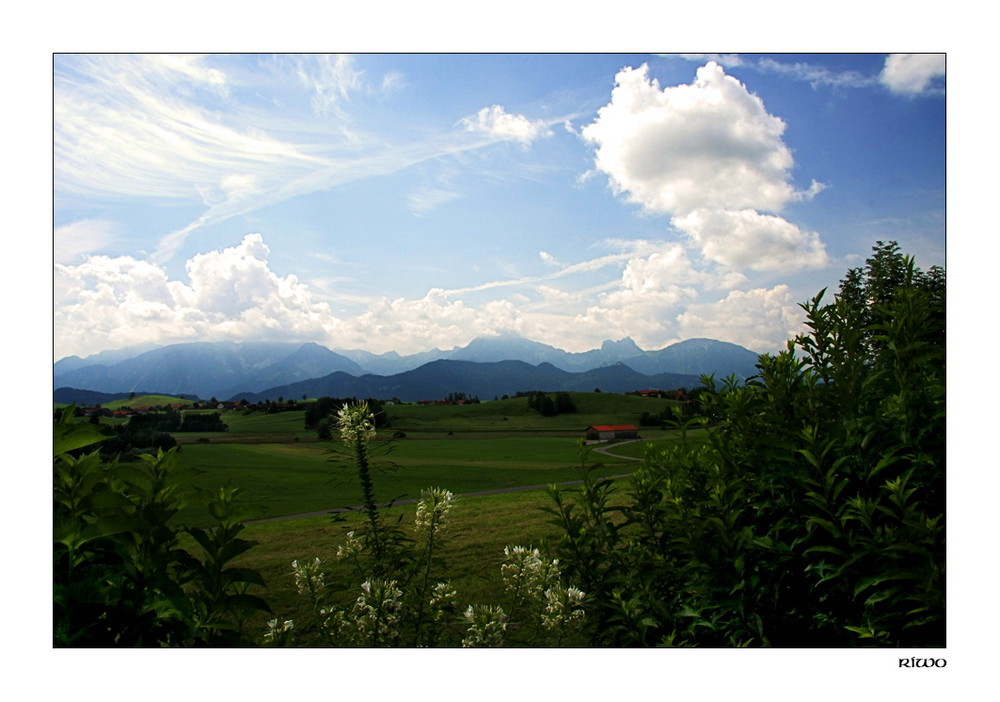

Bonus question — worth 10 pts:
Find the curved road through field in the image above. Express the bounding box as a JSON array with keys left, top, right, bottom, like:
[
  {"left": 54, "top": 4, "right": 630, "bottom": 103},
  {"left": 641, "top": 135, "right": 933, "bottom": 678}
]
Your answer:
[
  {"left": 589, "top": 438, "right": 645, "bottom": 462},
  {"left": 246, "top": 440, "right": 646, "bottom": 525}
]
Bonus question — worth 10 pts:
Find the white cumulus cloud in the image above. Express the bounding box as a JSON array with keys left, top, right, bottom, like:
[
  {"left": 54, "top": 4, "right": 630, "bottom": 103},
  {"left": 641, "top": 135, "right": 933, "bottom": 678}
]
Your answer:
[
  {"left": 54, "top": 234, "right": 337, "bottom": 359},
  {"left": 459, "top": 105, "right": 552, "bottom": 145},
  {"left": 672, "top": 208, "right": 827, "bottom": 271},
  {"left": 55, "top": 232, "right": 808, "bottom": 361},
  {"left": 582, "top": 62, "right": 827, "bottom": 271},
  {"left": 677, "top": 285, "right": 805, "bottom": 353},
  {"left": 583, "top": 62, "right": 796, "bottom": 214},
  {"left": 880, "top": 54, "right": 946, "bottom": 95}
]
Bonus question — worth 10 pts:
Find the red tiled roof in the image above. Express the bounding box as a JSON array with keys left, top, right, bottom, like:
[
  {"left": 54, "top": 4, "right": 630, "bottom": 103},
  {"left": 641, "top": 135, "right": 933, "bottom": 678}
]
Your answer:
[{"left": 589, "top": 424, "right": 638, "bottom": 432}]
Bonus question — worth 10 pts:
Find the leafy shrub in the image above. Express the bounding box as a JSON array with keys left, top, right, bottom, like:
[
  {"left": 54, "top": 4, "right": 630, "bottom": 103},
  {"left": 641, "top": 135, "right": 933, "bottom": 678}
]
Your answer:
[
  {"left": 545, "top": 242, "right": 944, "bottom": 647},
  {"left": 53, "top": 408, "right": 270, "bottom": 646}
]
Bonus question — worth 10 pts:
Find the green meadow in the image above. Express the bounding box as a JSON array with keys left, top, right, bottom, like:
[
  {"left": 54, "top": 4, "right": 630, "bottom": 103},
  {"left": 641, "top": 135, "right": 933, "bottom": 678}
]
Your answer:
[
  {"left": 385, "top": 391, "right": 683, "bottom": 434},
  {"left": 72, "top": 392, "right": 697, "bottom": 529},
  {"left": 173, "top": 434, "right": 642, "bottom": 524},
  {"left": 213, "top": 488, "right": 576, "bottom": 637},
  {"left": 103, "top": 394, "right": 193, "bottom": 409},
  {"left": 86, "top": 391, "right": 701, "bottom": 637}
]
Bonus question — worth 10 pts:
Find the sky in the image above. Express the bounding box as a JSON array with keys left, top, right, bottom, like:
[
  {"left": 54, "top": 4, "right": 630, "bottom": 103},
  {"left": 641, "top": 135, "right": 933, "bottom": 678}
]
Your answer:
[{"left": 53, "top": 52, "right": 946, "bottom": 361}]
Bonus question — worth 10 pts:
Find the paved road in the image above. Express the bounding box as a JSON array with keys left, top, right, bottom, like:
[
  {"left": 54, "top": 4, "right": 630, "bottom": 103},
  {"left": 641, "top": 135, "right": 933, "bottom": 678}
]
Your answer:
[{"left": 589, "top": 439, "right": 646, "bottom": 462}]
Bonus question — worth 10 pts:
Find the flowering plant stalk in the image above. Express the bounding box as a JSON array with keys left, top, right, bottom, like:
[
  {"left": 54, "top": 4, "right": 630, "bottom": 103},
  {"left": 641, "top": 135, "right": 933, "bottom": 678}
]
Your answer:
[
  {"left": 498, "top": 544, "right": 586, "bottom": 645},
  {"left": 410, "top": 487, "right": 453, "bottom": 645},
  {"left": 262, "top": 617, "right": 294, "bottom": 646},
  {"left": 462, "top": 604, "right": 507, "bottom": 647},
  {"left": 335, "top": 403, "right": 387, "bottom": 570},
  {"left": 351, "top": 578, "right": 404, "bottom": 646}
]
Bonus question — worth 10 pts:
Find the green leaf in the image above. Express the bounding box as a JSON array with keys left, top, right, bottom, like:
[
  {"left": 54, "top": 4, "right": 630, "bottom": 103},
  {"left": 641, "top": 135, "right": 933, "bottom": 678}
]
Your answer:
[
  {"left": 53, "top": 422, "right": 109, "bottom": 457},
  {"left": 158, "top": 578, "right": 195, "bottom": 619},
  {"left": 224, "top": 593, "right": 272, "bottom": 614},
  {"left": 221, "top": 567, "right": 267, "bottom": 588},
  {"left": 185, "top": 527, "right": 216, "bottom": 554}
]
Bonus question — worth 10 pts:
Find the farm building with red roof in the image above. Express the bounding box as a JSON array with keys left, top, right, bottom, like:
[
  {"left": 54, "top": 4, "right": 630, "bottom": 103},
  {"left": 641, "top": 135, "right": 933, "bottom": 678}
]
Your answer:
[{"left": 584, "top": 424, "right": 639, "bottom": 442}]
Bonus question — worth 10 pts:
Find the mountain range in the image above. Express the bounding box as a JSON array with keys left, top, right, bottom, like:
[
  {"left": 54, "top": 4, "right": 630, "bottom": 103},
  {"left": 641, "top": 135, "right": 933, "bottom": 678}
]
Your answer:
[
  {"left": 230, "top": 360, "right": 706, "bottom": 404},
  {"left": 53, "top": 336, "right": 762, "bottom": 403}
]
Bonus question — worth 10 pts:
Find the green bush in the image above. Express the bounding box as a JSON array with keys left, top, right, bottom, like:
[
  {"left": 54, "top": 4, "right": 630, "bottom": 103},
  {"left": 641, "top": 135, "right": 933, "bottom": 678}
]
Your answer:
[
  {"left": 53, "top": 407, "right": 270, "bottom": 646},
  {"left": 546, "top": 242, "right": 944, "bottom": 647}
]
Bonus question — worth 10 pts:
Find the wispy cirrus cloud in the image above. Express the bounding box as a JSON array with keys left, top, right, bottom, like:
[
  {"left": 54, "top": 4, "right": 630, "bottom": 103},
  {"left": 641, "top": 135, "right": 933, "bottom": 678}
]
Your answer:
[
  {"left": 296, "top": 53, "right": 367, "bottom": 116},
  {"left": 679, "top": 54, "right": 876, "bottom": 89},
  {"left": 680, "top": 53, "right": 944, "bottom": 95},
  {"left": 55, "top": 55, "right": 559, "bottom": 265},
  {"left": 54, "top": 219, "right": 116, "bottom": 264},
  {"left": 406, "top": 185, "right": 462, "bottom": 215},
  {"left": 55, "top": 55, "right": 318, "bottom": 202},
  {"left": 755, "top": 57, "right": 877, "bottom": 89}
]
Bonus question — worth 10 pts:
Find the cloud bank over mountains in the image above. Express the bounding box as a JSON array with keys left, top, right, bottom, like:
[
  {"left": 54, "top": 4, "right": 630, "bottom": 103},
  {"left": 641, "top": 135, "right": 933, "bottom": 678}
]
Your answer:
[
  {"left": 54, "top": 54, "right": 944, "bottom": 362},
  {"left": 55, "top": 230, "right": 805, "bottom": 361}
]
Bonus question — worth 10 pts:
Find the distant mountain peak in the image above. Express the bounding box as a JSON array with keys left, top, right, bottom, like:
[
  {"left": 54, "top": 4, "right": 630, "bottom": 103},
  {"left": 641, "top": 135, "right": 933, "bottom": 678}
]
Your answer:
[{"left": 601, "top": 337, "right": 640, "bottom": 352}]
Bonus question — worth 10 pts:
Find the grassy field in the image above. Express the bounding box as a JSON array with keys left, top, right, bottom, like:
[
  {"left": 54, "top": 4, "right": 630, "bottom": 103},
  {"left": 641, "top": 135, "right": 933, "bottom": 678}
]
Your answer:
[
  {"left": 174, "top": 433, "right": 641, "bottom": 524},
  {"left": 219, "top": 481, "right": 625, "bottom": 644},
  {"left": 147, "top": 391, "right": 701, "bottom": 524},
  {"left": 103, "top": 394, "right": 194, "bottom": 409},
  {"left": 80, "top": 391, "right": 701, "bottom": 642},
  {"left": 191, "top": 408, "right": 315, "bottom": 440},
  {"left": 384, "top": 392, "right": 683, "bottom": 434},
  {"left": 78, "top": 391, "right": 698, "bottom": 526}
]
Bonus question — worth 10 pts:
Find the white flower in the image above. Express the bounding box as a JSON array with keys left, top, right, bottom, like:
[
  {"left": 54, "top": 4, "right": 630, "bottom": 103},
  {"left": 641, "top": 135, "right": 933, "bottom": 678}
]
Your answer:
[
  {"left": 336, "top": 531, "right": 363, "bottom": 560},
  {"left": 501, "top": 545, "right": 558, "bottom": 604},
  {"left": 292, "top": 557, "right": 325, "bottom": 598},
  {"left": 541, "top": 585, "right": 587, "bottom": 631},
  {"left": 428, "top": 581, "right": 458, "bottom": 621},
  {"left": 462, "top": 604, "right": 508, "bottom": 647},
  {"left": 336, "top": 402, "right": 377, "bottom": 445},
  {"left": 263, "top": 617, "right": 294, "bottom": 643},
  {"left": 352, "top": 578, "right": 404, "bottom": 645},
  {"left": 415, "top": 487, "right": 454, "bottom": 532}
]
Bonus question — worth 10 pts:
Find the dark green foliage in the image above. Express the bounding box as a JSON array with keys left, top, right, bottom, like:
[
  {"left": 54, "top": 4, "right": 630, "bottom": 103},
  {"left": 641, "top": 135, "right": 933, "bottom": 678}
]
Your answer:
[
  {"left": 543, "top": 446, "right": 630, "bottom": 641},
  {"left": 99, "top": 410, "right": 181, "bottom": 457},
  {"left": 178, "top": 411, "right": 228, "bottom": 432},
  {"left": 127, "top": 409, "right": 182, "bottom": 433},
  {"left": 305, "top": 397, "right": 344, "bottom": 427},
  {"left": 526, "top": 391, "right": 576, "bottom": 416},
  {"left": 101, "top": 427, "right": 177, "bottom": 457},
  {"left": 546, "top": 242, "right": 944, "bottom": 647},
  {"left": 54, "top": 407, "right": 270, "bottom": 646}
]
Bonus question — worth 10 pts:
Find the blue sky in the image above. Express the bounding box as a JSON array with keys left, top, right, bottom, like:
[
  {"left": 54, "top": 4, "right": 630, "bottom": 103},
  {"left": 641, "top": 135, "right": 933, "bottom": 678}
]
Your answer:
[{"left": 53, "top": 53, "right": 945, "bottom": 360}]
